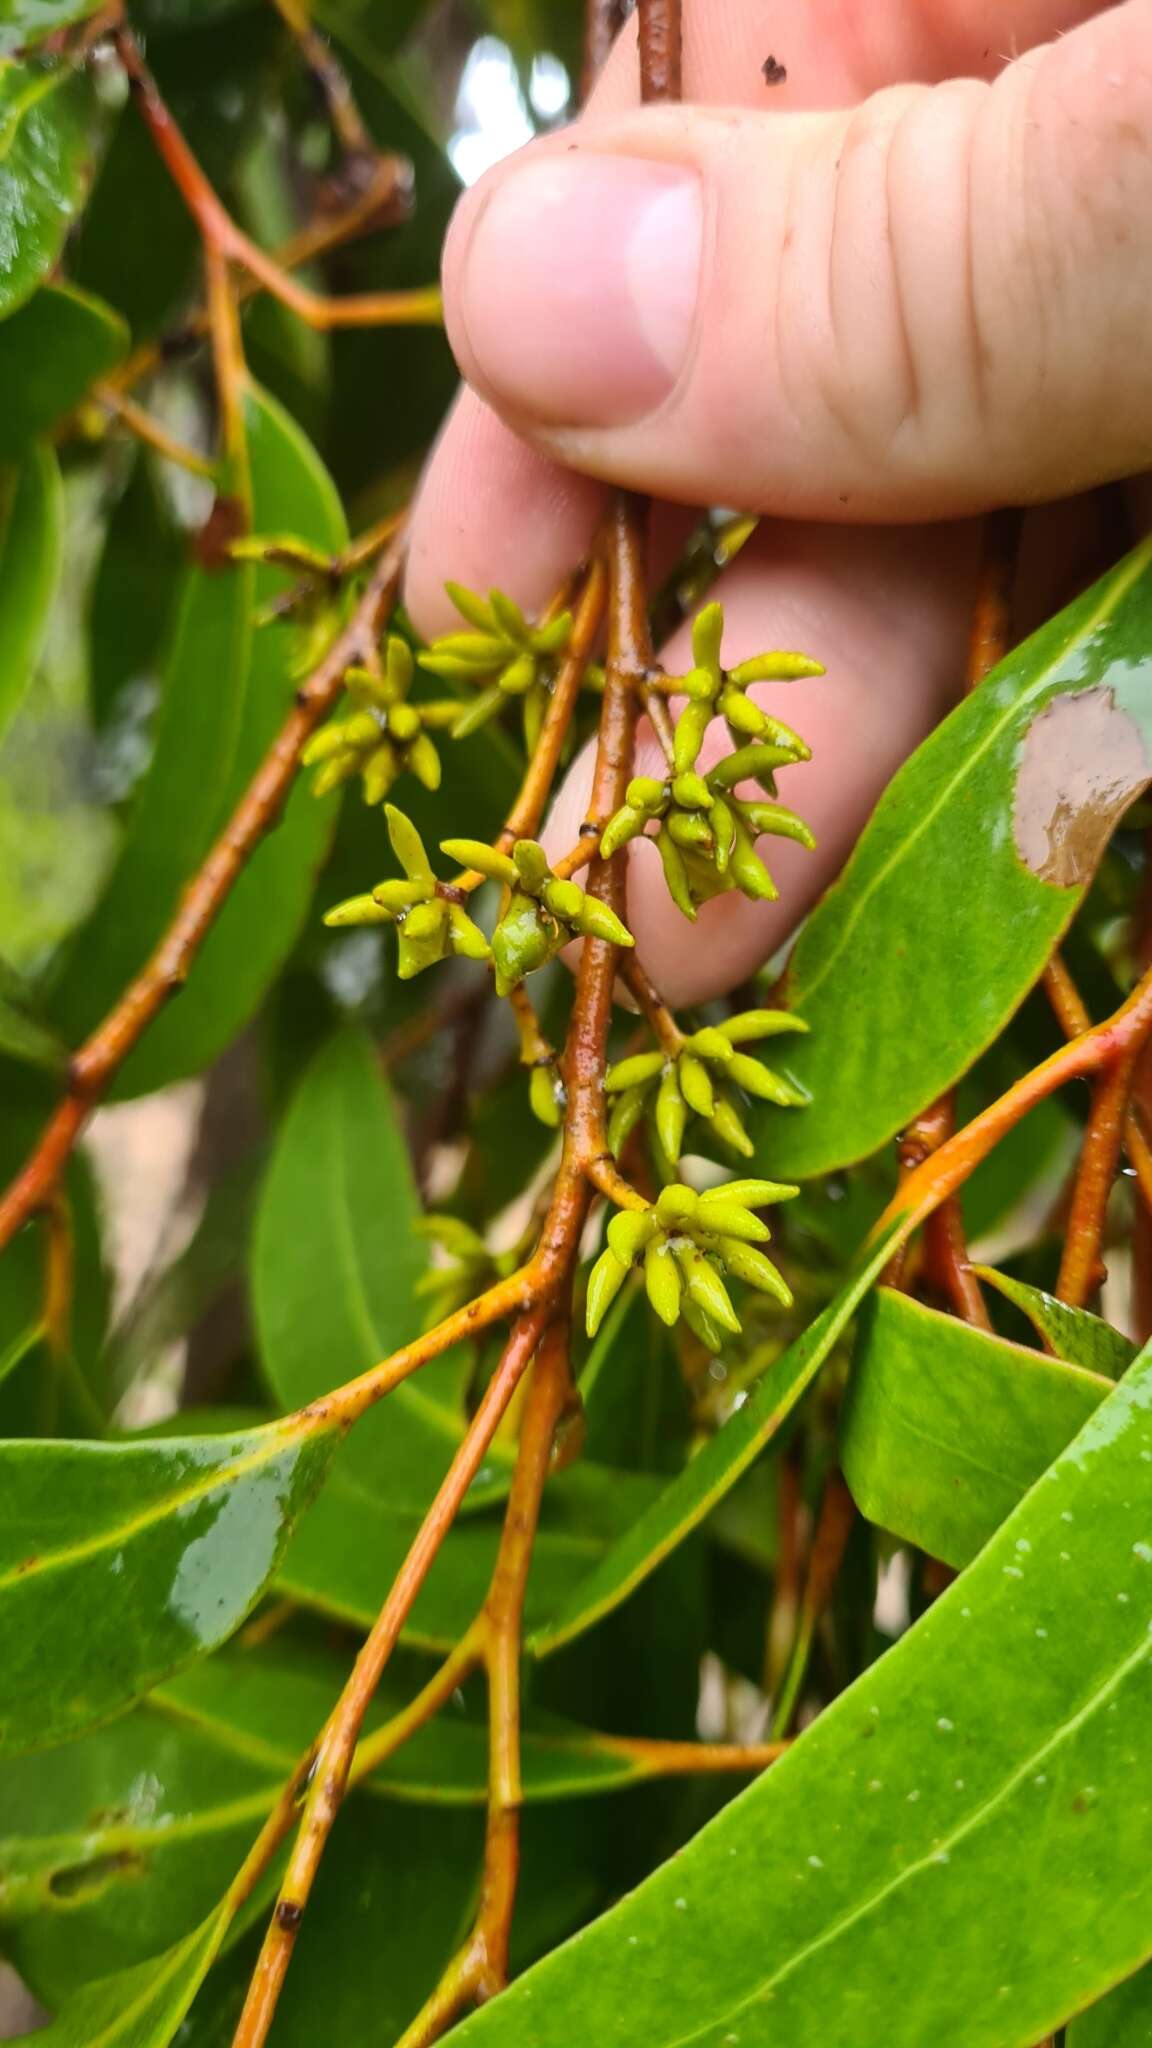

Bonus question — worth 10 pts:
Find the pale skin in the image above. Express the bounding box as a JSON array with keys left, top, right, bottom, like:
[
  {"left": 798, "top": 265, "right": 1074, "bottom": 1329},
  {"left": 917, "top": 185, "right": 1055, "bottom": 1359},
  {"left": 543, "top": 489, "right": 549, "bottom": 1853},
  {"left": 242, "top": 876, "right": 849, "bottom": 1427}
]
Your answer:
[{"left": 406, "top": 0, "right": 1152, "bottom": 1007}]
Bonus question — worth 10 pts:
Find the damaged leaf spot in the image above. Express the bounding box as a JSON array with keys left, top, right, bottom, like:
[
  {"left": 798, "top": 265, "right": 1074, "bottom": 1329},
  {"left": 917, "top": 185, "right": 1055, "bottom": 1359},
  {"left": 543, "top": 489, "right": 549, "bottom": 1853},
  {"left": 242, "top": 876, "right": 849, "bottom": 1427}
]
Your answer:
[
  {"left": 48, "top": 1849, "right": 145, "bottom": 1899},
  {"left": 1013, "top": 686, "right": 1150, "bottom": 886}
]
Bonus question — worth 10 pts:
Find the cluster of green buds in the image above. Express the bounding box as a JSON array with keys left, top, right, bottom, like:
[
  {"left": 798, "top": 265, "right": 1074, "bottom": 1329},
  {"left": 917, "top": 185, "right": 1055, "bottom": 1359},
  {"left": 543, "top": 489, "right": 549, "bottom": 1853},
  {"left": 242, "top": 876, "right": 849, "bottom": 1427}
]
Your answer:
[
  {"left": 418, "top": 583, "right": 588, "bottom": 749},
  {"left": 300, "top": 636, "right": 458, "bottom": 805},
  {"left": 601, "top": 604, "right": 822, "bottom": 919},
  {"left": 441, "top": 837, "right": 633, "bottom": 997},
  {"left": 605, "top": 1008, "right": 809, "bottom": 1163},
  {"left": 323, "top": 805, "right": 490, "bottom": 979},
  {"left": 415, "top": 1215, "right": 520, "bottom": 1330},
  {"left": 586, "top": 1179, "right": 797, "bottom": 1350}
]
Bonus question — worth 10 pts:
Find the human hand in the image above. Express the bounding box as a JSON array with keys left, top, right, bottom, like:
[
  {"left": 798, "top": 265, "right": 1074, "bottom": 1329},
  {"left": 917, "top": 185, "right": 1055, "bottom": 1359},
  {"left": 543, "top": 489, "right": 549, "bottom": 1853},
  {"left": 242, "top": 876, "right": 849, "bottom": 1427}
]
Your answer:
[{"left": 406, "top": 0, "right": 1151, "bottom": 1005}]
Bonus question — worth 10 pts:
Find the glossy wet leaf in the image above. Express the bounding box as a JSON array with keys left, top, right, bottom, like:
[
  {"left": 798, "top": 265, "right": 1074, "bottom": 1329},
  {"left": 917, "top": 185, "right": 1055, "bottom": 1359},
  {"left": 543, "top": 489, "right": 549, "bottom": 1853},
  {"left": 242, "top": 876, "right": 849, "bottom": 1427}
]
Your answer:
[
  {"left": 842, "top": 1289, "right": 1112, "bottom": 1567},
  {"left": 0, "top": 56, "right": 93, "bottom": 316},
  {"left": 0, "top": 442, "right": 61, "bottom": 739},
  {"left": 7, "top": 1910, "right": 230, "bottom": 2048},
  {"left": 0, "top": 1416, "right": 338, "bottom": 1754},
  {"left": 0, "top": 284, "right": 127, "bottom": 457},
  {"left": 976, "top": 1266, "right": 1137, "bottom": 1380},
  {"left": 533, "top": 1219, "right": 903, "bottom": 1657},
  {"left": 768, "top": 542, "right": 1152, "bottom": 1177},
  {"left": 278, "top": 1457, "right": 663, "bottom": 1653},
  {"left": 52, "top": 385, "right": 346, "bottom": 1094},
  {"left": 458, "top": 1333, "right": 1152, "bottom": 2048},
  {"left": 253, "top": 1028, "right": 504, "bottom": 1511}
]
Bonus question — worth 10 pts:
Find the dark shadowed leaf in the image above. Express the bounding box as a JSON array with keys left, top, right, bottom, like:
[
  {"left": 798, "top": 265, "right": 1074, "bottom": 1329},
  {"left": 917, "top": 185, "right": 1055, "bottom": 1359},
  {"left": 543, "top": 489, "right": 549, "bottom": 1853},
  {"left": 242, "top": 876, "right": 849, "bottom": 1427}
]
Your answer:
[
  {"left": 0, "top": 442, "right": 61, "bottom": 739},
  {"left": 0, "top": 955, "right": 65, "bottom": 1070},
  {"left": 767, "top": 542, "right": 1152, "bottom": 1177},
  {"left": 7, "top": 1911, "right": 229, "bottom": 2048},
  {"left": 1070, "top": 1969, "right": 1152, "bottom": 2046},
  {"left": 52, "top": 385, "right": 346, "bottom": 1093},
  {"left": 0, "top": 284, "right": 127, "bottom": 457},
  {"left": 456, "top": 1336, "right": 1152, "bottom": 2048},
  {"left": 252, "top": 1028, "right": 505, "bottom": 1511},
  {"left": 0, "top": 1416, "right": 338, "bottom": 1754},
  {"left": 841, "top": 1289, "right": 1111, "bottom": 1567}
]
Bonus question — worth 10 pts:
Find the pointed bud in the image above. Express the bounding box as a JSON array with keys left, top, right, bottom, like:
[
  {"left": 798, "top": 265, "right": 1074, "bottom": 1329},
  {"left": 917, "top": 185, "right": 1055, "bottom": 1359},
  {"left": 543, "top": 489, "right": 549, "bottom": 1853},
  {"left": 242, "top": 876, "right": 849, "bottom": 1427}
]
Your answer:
[
  {"left": 511, "top": 839, "right": 550, "bottom": 890},
  {"left": 323, "top": 892, "right": 395, "bottom": 927},
  {"left": 713, "top": 1178, "right": 799, "bottom": 1207},
  {"left": 586, "top": 1247, "right": 629, "bottom": 1338},
  {"left": 681, "top": 1250, "right": 741, "bottom": 1335},
  {"left": 708, "top": 742, "right": 799, "bottom": 792},
  {"left": 446, "top": 903, "right": 493, "bottom": 963},
  {"left": 452, "top": 684, "right": 505, "bottom": 738},
  {"left": 601, "top": 805, "right": 648, "bottom": 859},
  {"left": 691, "top": 601, "right": 725, "bottom": 675},
  {"left": 605, "top": 1051, "right": 665, "bottom": 1094},
  {"left": 577, "top": 899, "right": 635, "bottom": 947},
  {"left": 709, "top": 797, "right": 736, "bottom": 872},
  {"left": 386, "top": 805, "right": 434, "bottom": 883},
  {"left": 362, "top": 742, "right": 399, "bottom": 806},
  {"left": 387, "top": 702, "right": 421, "bottom": 744},
  {"left": 443, "top": 581, "right": 497, "bottom": 631},
  {"left": 725, "top": 1053, "right": 808, "bottom": 1106},
  {"left": 678, "top": 1052, "right": 715, "bottom": 1118},
  {"left": 728, "top": 824, "right": 779, "bottom": 903},
  {"left": 656, "top": 830, "right": 697, "bottom": 920},
  {"left": 656, "top": 1183, "right": 697, "bottom": 1227},
  {"left": 668, "top": 810, "right": 714, "bottom": 853},
  {"left": 440, "top": 840, "right": 518, "bottom": 884},
  {"left": 626, "top": 776, "right": 667, "bottom": 813},
  {"left": 723, "top": 1010, "right": 808, "bottom": 1044},
  {"left": 491, "top": 894, "right": 555, "bottom": 995},
  {"left": 719, "top": 1240, "right": 793, "bottom": 1305},
  {"left": 671, "top": 771, "right": 711, "bottom": 810},
  {"left": 693, "top": 1199, "right": 771, "bottom": 1243},
  {"left": 311, "top": 749, "right": 361, "bottom": 797},
  {"left": 645, "top": 1238, "right": 683, "bottom": 1327},
  {"left": 490, "top": 588, "right": 529, "bottom": 641},
  {"left": 728, "top": 651, "right": 824, "bottom": 686},
  {"left": 499, "top": 649, "right": 536, "bottom": 696},
  {"left": 372, "top": 878, "right": 428, "bottom": 912},
  {"left": 680, "top": 1292, "right": 726, "bottom": 1354},
  {"left": 722, "top": 691, "right": 768, "bottom": 738},
  {"left": 541, "top": 878, "right": 584, "bottom": 924},
  {"left": 608, "top": 1084, "right": 648, "bottom": 1157},
  {"left": 532, "top": 610, "right": 573, "bottom": 654},
  {"left": 685, "top": 1027, "right": 732, "bottom": 1063},
  {"left": 672, "top": 699, "right": 711, "bottom": 775},
  {"left": 407, "top": 733, "right": 442, "bottom": 792},
  {"left": 708, "top": 1094, "right": 754, "bottom": 1158},
  {"left": 607, "top": 1207, "right": 658, "bottom": 1265},
  {"left": 301, "top": 723, "right": 354, "bottom": 767},
  {"left": 529, "top": 1063, "right": 563, "bottom": 1128},
  {"left": 655, "top": 1065, "right": 687, "bottom": 1163},
  {"left": 739, "top": 801, "right": 815, "bottom": 850}
]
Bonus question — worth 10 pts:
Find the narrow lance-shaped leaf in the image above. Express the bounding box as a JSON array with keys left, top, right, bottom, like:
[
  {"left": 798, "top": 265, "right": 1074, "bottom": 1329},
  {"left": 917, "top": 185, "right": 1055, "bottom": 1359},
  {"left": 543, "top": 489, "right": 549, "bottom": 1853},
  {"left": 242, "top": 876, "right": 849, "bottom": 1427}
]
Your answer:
[
  {"left": 0, "top": 1416, "right": 338, "bottom": 1755},
  {"left": 766, "top": 541, "right": 1152, "bottom": 1177},
  {"left": 457, "top": 1334, "right": 1152, "bottom": 2048},
  {"left": 51, "top": 385, "right": 347, "bottom": 1095},
  {"left": 0, "top": 443, "right": 61, "bottom": 741},
  {"left": 841, "top": 1288, "right": 1112, "bottom": 1568}
]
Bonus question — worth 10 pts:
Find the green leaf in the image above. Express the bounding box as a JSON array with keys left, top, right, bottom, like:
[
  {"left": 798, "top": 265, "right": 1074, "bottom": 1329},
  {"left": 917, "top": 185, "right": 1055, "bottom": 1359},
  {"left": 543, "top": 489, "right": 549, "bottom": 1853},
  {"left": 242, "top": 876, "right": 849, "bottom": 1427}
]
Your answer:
[
  {"left": 842, "top": 1289, "right": 1112, "bottom": 1568},
  {"left": 1070, "top": 1970, "right": 1152, "bottom": 2046},
  {"left": 456, "top": 1334, "right": 1152, "bottom": 2048},
  {"left": 532, "top": 1220, "right": 904, "bottom": 1657},
  {"left": 768, "top": 542, "right": 1152, "bottom": 1177},
  {"left": 0, "top": 442, "right": 61, "bottom": 739},
  {"left": 0, "top": 954, "right": 65, "bottom": 1069},
  {"left": 253, "top": 1028, "right": 507, "bottom": 1511},
  {"left": 7, "top": 1910, "right": 230, "bottom": 2048},
  {"left": 278, "top": 1457, "right": 663, "bottom": 1652},
  {"left": 0, "top": 56, "right": 92, "bottom": 316},
  {"left": 52, "top": 385, "right": 347, "bottom": 1094},
  {"left": 976, "top": 1266, "right": 1138, "bottom": 1380},
  {"left": 0, "top": 1416, "right": 338, "bottom": 1754},
  {"left": 0, "top": 1635, "right": 659, "bottom": 2005},
  {"left": 0, "top": 284, "right": 127, "bottom": 457}
]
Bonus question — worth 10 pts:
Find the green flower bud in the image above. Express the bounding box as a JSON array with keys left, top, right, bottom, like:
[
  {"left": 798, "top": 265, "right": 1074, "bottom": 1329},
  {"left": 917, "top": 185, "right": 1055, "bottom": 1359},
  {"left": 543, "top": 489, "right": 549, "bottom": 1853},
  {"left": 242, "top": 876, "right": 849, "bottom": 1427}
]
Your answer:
[
  {"left": 608, "top": 1084, "right": 648, "bottom": 1157},
  {"left": 722, "top": 690, "right": 768, "bottom": 738},
  {"left": 444, "top": 581, "right": 498, "bottom": 632},
  {"left": 529, "top": 1062, "right": 563, "bottom": 1128},
  {"left": 362, "top": 743, "right": 400, "bottom": 806},
  {"left": 387, "top": 702, "right": 421, "bottom": 744},
  {"left": 714, "top": 1179, "right": 799, "bottom": 1207},
  {"left": 667, "top": 810, "right": 714, "bottom": 853},
  {"left": 339, "top": 709, "right": 383, "bottom": 750},
  {"left": 707, "top": 1093, "right": 754, "bottom": 1158},
  {"left": 300, "top": 723, "right": 354, "bottom": 767},
  {"left": 533, "top": 610, "right": 573, "bottom": 654},
  {"left": 323, "top": 891, "right": 395, "bottom": 927},
  {"left": 678, "top": 1051, "right": 715, "bottom": 1118},
  {"left": 600, "top": 805, "right": 649, "bottom": 859},
  {"left": 656, "top": 830, "right": 696, "bottom": 921},
  {"left": 372, "top": 878, "right": 428, "bottom": 912},
  {"left": 407, "top": 733, "right": 442, "bottom": 792},
  {"left": 671, "top": 771, "right": 710, "bottom": 810},
  {"left": 396, "top": 901, "right": 450, "bottom": 980},
  {"left": 672, "top": 699, "right": 712, "bottom": 775},
  {"left": 626, "top": 776, "right": 667, "bottom": 812},
  {"left": 446, "top": 903, "right": 493, "bottom": 963},
  {"left": 644, "top": 1238, "right": 683, "bottom": 1327},
  {"left": 311, "top": 749, "right": 361, "bottom": 797},
  {"left": 576, "top": 899, "right": 635, "bottom": 948},
  {"left": 685, "top": 1027, "right": 732, "bottom": 1063},
  {"left": 490, "top": 589, "right": 529, "bottom": 640},
  {"left": 718, "top": 1239, "right": 793, "bottom": 1305},
  {"left": 491, "top": 894, "right": 556, "bottom": 995},
  {"left": 512, "top": 839, "right": 550, "bottom": 890},
  {"left": 727, "top": 823, "right": 779, "bottom": 903},
  {"left": 499, "top": 650, "right": 536, "bottom": 696},
  {"left": 541, "top": 878, "right": 585, "bottom": 924},
  {"left": 605, "top": 1051, "right": 665, "bottom": 1094},
  {"left": 723, "top": 1010, "right": 809, "bottom": 1043},
  {"left": 692, "top": 601, "right": 725, "bottom": 674},
  {"left": 680, "top": 1249, "right": 741, "bottom": 1335},
  {"left": 451, "top": 685, "right": 505, "bottom": 738},
  {"left": 586, "top": 1247, "right": 630, "bottom": 1338},
  {"left": 708, "top": 742, "right": 799, "bottom": 791},
  {"left": 727, "top": 651, "right": 824, "bottom": 686},
  {"left": 655, "top": 1064, "right": 687, "bottom": 1163},
  {"left": 656, "top": 1183, "right": 697, "bottom": 1228},
  {"left": 740, "top": 801, "right": 815, "bottom": 849},
  {"left": 709, "top": 797, "right": 736, "bottom": 872},
  {"left": 386, "top": 805, "right": 434, "bottom": 883},
  {"left": 439, "top": 839, "right": 519, "bottom": 884},
  {"left": 400, "top": 900, "right": 444, "bottom": 943},
  {"left": 607, "top": 1207, "right": 658, "bottom": 1265},
  {"left": 676, "top": 666, "right": 717, "bottom": 702},
  {"left": 725, "top": 1052, "right": 807, "bottom": 1106},
  {"left": 680, "top": 1293, "right": 726, "bottom": 1354},
  {"left": 693, "top": 1199, "right": 771, "bottom": 1244}
]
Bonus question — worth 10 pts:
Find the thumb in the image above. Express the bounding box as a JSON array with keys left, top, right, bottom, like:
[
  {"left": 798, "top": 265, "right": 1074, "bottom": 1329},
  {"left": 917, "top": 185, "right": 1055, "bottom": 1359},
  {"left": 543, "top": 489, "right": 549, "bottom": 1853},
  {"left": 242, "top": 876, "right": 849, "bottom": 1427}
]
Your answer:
[{"left": 442, "top": 2, "right": 1152, "bottom": 521}]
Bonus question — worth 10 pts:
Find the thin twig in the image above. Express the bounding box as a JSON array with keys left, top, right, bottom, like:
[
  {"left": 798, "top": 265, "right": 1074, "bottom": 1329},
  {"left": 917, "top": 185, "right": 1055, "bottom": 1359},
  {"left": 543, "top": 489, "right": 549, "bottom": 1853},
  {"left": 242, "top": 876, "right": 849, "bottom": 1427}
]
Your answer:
[
  {"left": 93, "top": 386, "right": 217, "bottom": 477},
  {"left": 1056, "top": 1046, "right": 1140, "bottom": 1306},
  {"left": 0, "top": 541, "right": 404, "bottom": 1254},
  {"left": 637, "top": 0, "right": 682, "bottom": 102}
]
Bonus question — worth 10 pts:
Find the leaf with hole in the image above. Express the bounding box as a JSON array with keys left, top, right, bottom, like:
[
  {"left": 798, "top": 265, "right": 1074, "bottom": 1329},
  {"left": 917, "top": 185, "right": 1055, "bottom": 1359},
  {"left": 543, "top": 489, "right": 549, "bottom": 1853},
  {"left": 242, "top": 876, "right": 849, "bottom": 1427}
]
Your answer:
[{"left": 767, "top": 542, "right": 1152, "bottom": 1177}]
